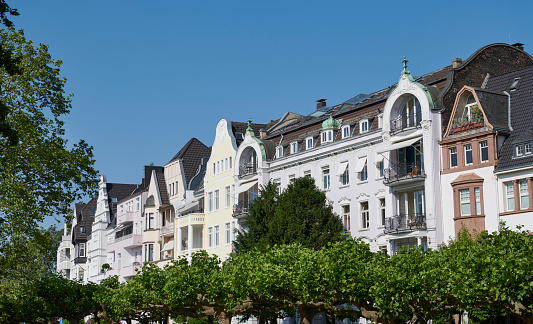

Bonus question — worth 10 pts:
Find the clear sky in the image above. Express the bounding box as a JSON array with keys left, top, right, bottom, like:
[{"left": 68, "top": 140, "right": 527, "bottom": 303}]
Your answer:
[{"left": 12, "top": 1, "right": 533, "bottom": 226}]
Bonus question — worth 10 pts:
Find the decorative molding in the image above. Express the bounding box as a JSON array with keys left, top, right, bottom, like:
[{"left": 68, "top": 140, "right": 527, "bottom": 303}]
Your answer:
[{"left": 338, "top": 196, "right": 351, "bottom": 204}]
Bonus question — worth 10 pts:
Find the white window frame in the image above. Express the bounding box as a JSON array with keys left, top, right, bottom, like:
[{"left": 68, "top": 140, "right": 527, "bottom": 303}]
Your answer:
[
  {"left": 306, "top": 137, "right": 314, "bottom": 150},
  {"left": 526, "top": 143, "right": 532, "bottom": 155},
  {"left": 323, "top": 168, "right": 330, "bottom": 190},
  {"left": 341, "top": 167, "right": 350, "bottom": 186},
  {"left": 475, "top": 187, "right": 481, "bottom": 215},
  {"left": 520, "top": 180, "right": 529, "bottom": 210},
  {"left": 225, "top": 186, "right": 231, "bottom": 208},
  {"left": 276, "top": 146, "right": 284, "bottom": 158},
  {"left": 359, "top": 119, "right": 369, "bottom": 133},
  {"left": 359, "top": 162, "right": 368, "bottom": 182},
  {"left": 290, "top": 141, "right": 299, "bottom": 154},
  {"left": 79, "top": 243, "right": 86, "bottom": 257},
  {"left": 225, "top": 222, "right": 231, "bottom": 245},
  {"left": 342, "top": 205, "right": 350, "bottom": 231},
  {"left": 321, "top": 130, "right": 333, "bottom": 144},
  {"left": 378, "top": 114, "right": 383, "bottom": 129},
  {"left": 460, "top": 189, "right": 471, "bottom": 216},
  {"left": 360, "top": 201, "right": 369, "bottom": 229},
  {"left": 464, "top": 144, "right": 473, "bottom": 165},
  {"left": 341, "top": 125, "right": 351, "bottom": 139},
  {"left": 450, "top": 147, "right": 458, "bottom": 168},
  {"left": 379, "top": 198, "right": 386, "bottom": 227},
  {"left": 207, "top": 227, "right": 213, "bottom": 248},
  {"left": 505, "top": 182, "right": 515, "bottom": 211},
  {"left": 214, "top": 190, "right": 220, "bottom": 211},
  {"left": 214, "top": 225, "right": 220, "bottom": 247},
  {"left": 480, "top": 141, "right": 489, "bottom": 163},
  {"left": 516, "top": 144, "right": 524, "bottom": 157},
  {"left": 377, "top": 161, "right": 384, "bottom": 179},
  {"left": 288, "top": 174, "right": 296, "bottom": 183},
  {"left": 208, "top": 192, "right": 213, "bottom": 213}
]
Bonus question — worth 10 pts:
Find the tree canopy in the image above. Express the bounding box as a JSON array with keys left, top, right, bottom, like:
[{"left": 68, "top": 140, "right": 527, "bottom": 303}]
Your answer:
[
  {"left": 234, "top": 177, "right": 344, "bottom": 254},
  {"left": 0, "top": 28, "right": 98, "bottom": 242}
]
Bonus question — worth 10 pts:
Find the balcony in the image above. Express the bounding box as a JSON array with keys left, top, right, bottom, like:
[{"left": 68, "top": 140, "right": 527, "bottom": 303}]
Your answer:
[
  {"left": 233, "top": 200, "right": 249, "bottom": 217},
  {"left": 239, "top": 162, "right": 257, "bottom": 179},
  {"left": 390, "top": 113, "right": 422, "bottom": 134},
  {"left": 117, "top": 211, "right": 135, "bottom": 225},
  {"left": 161, "top": 224, "right": 175, "bottom": 236},
  {"left": 383, "top": 162, "right": 425, "bottom": 185},
  {"left": 73, "top": 256, "right": 87, "bottom": 264},
  {"left": 110, "top": 233, "right": 143, "bottom": 248},
  {"left": 178, "top": 213, "right": 205, "bottom": 227},
  {"left": 384, "top": 214, "right": 426, "bottom": 233}
]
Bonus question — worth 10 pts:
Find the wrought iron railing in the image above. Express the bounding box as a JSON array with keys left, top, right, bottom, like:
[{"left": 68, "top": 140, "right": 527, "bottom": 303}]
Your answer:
[
  {"left": 233, "top": 200, "right": 249, "bottom": 216},
  {"left": 239, "top": 162, "right": 257, "bottom": 178},
  {"left": 383, "top": 162, "right": 425, "bottom": 184},
  {"left": 390, "top": 113, "right": 422, "bottom": 134},
  {"left": 384, "top": 213, "right": 426, "bottom": 233}
]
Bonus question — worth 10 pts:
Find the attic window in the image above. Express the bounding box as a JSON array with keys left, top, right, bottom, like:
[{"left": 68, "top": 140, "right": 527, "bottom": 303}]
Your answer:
[
  {"left": 276, "top": 146, "right": 284, "bottom": 159},
  {"left": 510, "top": 78, "right": 520, "bottom": 91},
  {"left": 235, "top": 132, "right": 244, "bottom": 140},
  {"left": 290, "top": 141, "right": 299, "bottom": 154},
  {"left": 306, "top": 137, "right": 314, "bottom": 150}
]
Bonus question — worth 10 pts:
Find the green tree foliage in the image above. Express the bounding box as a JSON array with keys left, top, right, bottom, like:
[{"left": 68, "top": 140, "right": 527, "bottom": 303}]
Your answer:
[
  {"left": 0, "top": 28, "right": 98, "bottom": 242},
  {"left": 234, "top": 177, "right": 344, "bottom": 253}
]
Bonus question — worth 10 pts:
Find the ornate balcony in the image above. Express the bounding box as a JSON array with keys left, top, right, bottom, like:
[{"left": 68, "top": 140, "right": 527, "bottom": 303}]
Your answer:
[
  {"left": 239, "top": 162, "right": 257, "bottom": 179},
  {"left": 390, "top": 113, "right": 422, "bottom": 134},
  {"left": 384, "top": 214, "right": 426, "bottom": 233},
  {"left": 233, "top": 200, "right": 249, "bottom": 217},
  {"left": 383, "top": 162, "right": 425, "bottom": 185}
]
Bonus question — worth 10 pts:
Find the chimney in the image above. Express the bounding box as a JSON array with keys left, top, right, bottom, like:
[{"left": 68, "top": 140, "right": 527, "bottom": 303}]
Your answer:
[
  {"left": 316, "top": 99, "right": 327, "bottom": 110},
  {"left": 259, "top": 128, "right": 266, "bottom": 139},
  {"left": 452, "top": 58, "right": 463, "bottom": 68},
  {"left": 512, "top": 43, "right": 525, "bottom": 51}
]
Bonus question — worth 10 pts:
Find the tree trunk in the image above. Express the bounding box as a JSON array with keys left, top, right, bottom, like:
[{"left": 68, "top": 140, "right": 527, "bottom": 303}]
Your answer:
[
  {"left": 298, "top": 305, "right": 318, "bottom": 324},
  {"left": 208, "top": 315, "right": 215, "bottom": 324},
  {"left": 259, "top": 315, "right": 267, "bottom": 324},
  {"left": 217, "top": 311, "right": 233, "bottom": 324},
  {"left": 325, "top": 310, "right": 335, "bottom": 324}
]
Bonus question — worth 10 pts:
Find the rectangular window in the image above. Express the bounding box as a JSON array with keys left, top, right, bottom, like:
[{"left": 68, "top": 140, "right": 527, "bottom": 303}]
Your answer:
[
  {"left": 225, "top": 222, "right": 231, "bottom": 245},
  {"left": 360, "top": 119, "right": 369, "bottom": 133},
  {"left": 136, "top": 197, "right": 140, "bottom": 211},
  {"left": 148, "top": 244, "right": 154, "bottom": 262},
  {"left": 342, "top": 205, "right": 350, "bottom": 231},
  {"left": 520, "top": 180, "right": 529, "bottom": 210},
  {"left": 208, "top": 227, "right": 213, "bottom": 248},
  {"left": 148, "top": 213, "right": 154, "bottom": 229},
  {"left": 80, "top": 225, "right": 86, "bottom": 233},
  {"left": 214, "top": 225, "right": 220, "bottom": 247},
  {"left": 450, "top": 147, "right": 457, "bottom": 168},
  {"left": 460, "top": 189, "right": 471, "bottom": 216},
  {"left": 273, "top": 179, "right": 281, "bottom": 195},
  {"left": 480, "top": 141, "right": 489, "bottom": 162},
  {"left": 231, "top": 221, "right": 236, "bottom": 241},
  {"left": 208, "top": 192, "right": 213, "bottom": 212},
  {"left": 516, "top": 145, "right": 524, "bottom": 156},
  {"left": 464, "top": 145, "right": 473, "bottom": 165},
  {"left": 290, "top": 142, "right": 298, "bottom": 154},
  {"left": 506, "top": 182, "right": 515, "bottom": 211},
  {"left": 360, "top": 202, "right": 369, "bottom": 229},
  {"left": 79, "top": 243, "right": 86, "bottom": 257},
  {"left": 526, "top": 143, "right": 532, "bottom": 155},
  {"left": 379, "top": 198, "right": 386, "bottom": 227},
  {"left": 304, "top": 171, "right": 311, "bottom": 178},
  {"left": 306, "top": 137, "right": 314, "bottom": 150},
  {"left": 475, "top": 187, "right": 481, "bottom": 215},
  {"left": 378, "top": 114, "right": 383, "bottom": 129},
  {"left": 213, "top": 163, "right": 216, "bottom": 175},
  {"left": 359, "top": 162, "right": 368, "bottom": 182},
  {"left": 377, "top": 162, "right": 384, "bottom": 178},
  {"left": 229, "top": 157, "right": 232, "bottom": 169},
  {"left": 342, "top": 167, "right": 350, "bottom": 186},
  {"left": 323, "top": 168, "right": 330, "bottom": 190},
  {"left": 342, "top": 126, "right": 350, "bottom": 139},
  {"left": 276, "top": 146, "right": 283, "bottom": 158},
  {"left": 217, "top": 161, "right": 220, "bottom": 174},
  {"left": 289, "top": 175, "right": 296, "bottom": 183},
  {"left": 322, "top": 130, "right": 333, "bottom": 143},
  {"left": 214, "top": 190, "right": 219, "bottom": 211},
  {"left": 225, "top": 186, "right": 231, "bottom": 208}
]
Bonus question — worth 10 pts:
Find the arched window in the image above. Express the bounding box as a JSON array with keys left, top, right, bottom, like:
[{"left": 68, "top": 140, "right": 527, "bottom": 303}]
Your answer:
[{"left": 391, "top": 96, "right": 421, "bottom": 133}]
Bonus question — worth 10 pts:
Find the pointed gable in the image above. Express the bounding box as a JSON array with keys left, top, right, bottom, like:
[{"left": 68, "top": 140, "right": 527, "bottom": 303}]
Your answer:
[{"left": 168, "top": 138, "right": 211, "bottom": 185}]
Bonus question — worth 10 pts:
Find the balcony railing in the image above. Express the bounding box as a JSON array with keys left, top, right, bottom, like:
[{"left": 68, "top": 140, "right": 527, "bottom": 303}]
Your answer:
[
  {"left": 161, "top": 224, "right": 175, "bottom": 236},
  {"left": 383, "top": 162, "right": 425, "bottom": 184},
  {"left": 384, "top": 213, "right": 426, "bottom": 233},
  {"left": 390, "top": 113, "right": 422, "bottom": 134},
  {"left": 239, "top": 162, "right": 257, "bottom": 178},
  {"left": 233, "top": 200, "right": 250, "bottom": 217}
]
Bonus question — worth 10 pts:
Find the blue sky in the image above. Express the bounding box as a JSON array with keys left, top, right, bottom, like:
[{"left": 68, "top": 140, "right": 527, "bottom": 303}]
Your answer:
[{"left": 12, "top": 1, "right": 533, "bottom": 226}]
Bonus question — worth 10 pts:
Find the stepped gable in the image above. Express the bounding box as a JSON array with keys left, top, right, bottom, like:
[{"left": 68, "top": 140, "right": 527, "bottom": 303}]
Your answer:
[
  {"left": 438, "top": 43, "right": 533, "bottom": 133},
  {"left": 484, "top": 65, "right": 533, "bottom": 172},
  {"left": 168, "top": 138, "right": 211, "bottom": 185}
]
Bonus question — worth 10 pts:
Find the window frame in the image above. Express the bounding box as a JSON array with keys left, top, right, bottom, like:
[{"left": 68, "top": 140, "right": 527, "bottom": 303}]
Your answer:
[
  {"left": 359, "top": 119, "right": 369, "bottom": 133},
  {"left": 276, "top": 146, "right": 284, "bottom": 158},
  {"left": 225, "top": 186, "right": 231, "bottom": 208},
  {"left": 341, "top": 125, "right": 351, "bottom": 139},
  {"left": 519, "top": 180, "right": 529, "bottom": 210},
  {"left": 214, "top": 189, "right": 219, "bottom": 211},
  {"left": 459, "top": 189, "right": 471, "bottom": 216},
  {"left": 323, "top": 168, "right": 330, "bottom": 190},
  {"left": 79, "top": 243, "right": 86, "bottom": 257},
  {"left": 342, "top": 205, "right": 350, "bottom": 231},
  {"left": 341, "top": 166, "right": 350, "bottom": 186},
  {"left": 290, "top": 141, "right": 299, "bottom": 154},
  {"left": 321, "top": 130, "right": 334, "bottom": 144},
  {"left": 379, "top": 198, "right": 386, "bottom": 227},
  {"left": 306, "top": 137, "right": 314, "bottom": 150},
  {"left": 464, "top": 144, "right": 473, "bottom": 165},
  {"left": 480, "top": 141, "right": 489, "bottom": 163},
  {"left": 359, "top": 162, "right": 368, "bottom": 182},
  {"left": 360, "top": 201, "right": 369, "bottom": 229}
]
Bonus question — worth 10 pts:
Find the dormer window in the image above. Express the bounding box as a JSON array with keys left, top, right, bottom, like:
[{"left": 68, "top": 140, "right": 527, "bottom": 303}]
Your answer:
[
  {"left": 378, "top": 114, "right": 383, "bottom": 129},
  {"left": 276, "top": 146, "right": 284, "bottom": 158},
  {"left": 359, "top": 119, "right": 369, "bottom": 133},
  {"left": 321, "top": 130, "right": 334, "bottom": 144},
  {"left": 341, "top": 125, "right": 351, "bottom": 139},
  {"left": 510, "top": 78, "right": 520, "bottom": 91},
  {"left": 290, "top": 141, "right": 299, "bottom": 154},
  {"left": 306, "top": 137, "right": 314, "bottom": 150}
]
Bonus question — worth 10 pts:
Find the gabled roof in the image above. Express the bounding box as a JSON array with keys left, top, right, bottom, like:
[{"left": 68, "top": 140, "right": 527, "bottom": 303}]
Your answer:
[
  {"left": 168, "top": 138, "right": 211, "bottom": 185},
  {"left": 451, "top": 172, "right": 484, "bottom": 185},
  {"left": 484, "top": 65, "right": 533, "bottom": 172},
  {"left": 471, "top": 87, "right": 510, "bottom": 131},
  {"left": 156, "top": 171, "right": 169, "bottom": 205}
]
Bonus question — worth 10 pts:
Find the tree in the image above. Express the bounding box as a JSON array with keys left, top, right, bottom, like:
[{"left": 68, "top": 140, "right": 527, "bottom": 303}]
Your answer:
[
  {"left": 234, "top": 177, "right": 344, "bottom": 254},
  {"left": 0, "top": 28, "right": 98, "bottom": 243}
]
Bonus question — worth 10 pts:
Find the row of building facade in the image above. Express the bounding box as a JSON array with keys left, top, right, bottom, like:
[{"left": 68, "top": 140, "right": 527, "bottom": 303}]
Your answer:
[{"left": 58, "top": 43, "right": 533, "bottom": 286}]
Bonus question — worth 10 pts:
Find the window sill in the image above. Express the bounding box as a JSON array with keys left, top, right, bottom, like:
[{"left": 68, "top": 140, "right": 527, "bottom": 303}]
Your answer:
[
  {"left": 500, "top": 208, "right": 533, "bottom": 216},
  {"left": 453, "top": 214, "right": 485, "bottom": 221},
  {"left": 339, "top": 184, "right": 350, "bottom": 189},
  {"left": 358, "top": 181, "right": 368, "bottom": 184},
  {"left": 359, "top": 228, "right": 370, "bottom": 232}
]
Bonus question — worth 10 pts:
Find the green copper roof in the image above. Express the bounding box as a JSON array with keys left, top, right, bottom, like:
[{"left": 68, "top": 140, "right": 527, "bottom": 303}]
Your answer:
[{"left": 322, "top": 115, "right": 340, "bottom": 130}]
